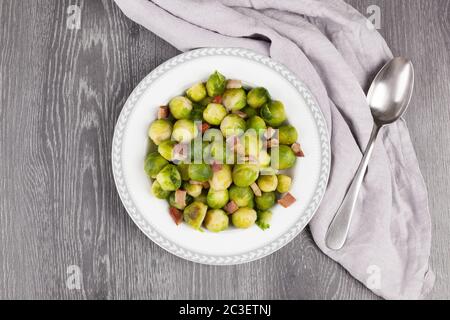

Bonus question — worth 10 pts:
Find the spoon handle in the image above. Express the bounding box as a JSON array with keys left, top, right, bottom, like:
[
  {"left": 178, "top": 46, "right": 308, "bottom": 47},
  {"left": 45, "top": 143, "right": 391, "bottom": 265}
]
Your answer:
[{"left": 325, "top": 124, "right": 381, "bottom": 250}]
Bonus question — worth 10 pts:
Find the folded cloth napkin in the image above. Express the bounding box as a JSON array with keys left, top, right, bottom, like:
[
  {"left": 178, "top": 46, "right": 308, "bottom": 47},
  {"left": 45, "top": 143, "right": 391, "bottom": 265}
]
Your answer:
[{"left": 113, "top": 0, "right": 434, "bottom": 299}]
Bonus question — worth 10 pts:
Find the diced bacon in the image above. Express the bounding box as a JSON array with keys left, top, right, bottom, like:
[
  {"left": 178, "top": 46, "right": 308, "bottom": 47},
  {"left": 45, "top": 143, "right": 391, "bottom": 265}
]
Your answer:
[
  {"left": 169, "top": 207, "right": 183, "bottom": 225},
  {"left": 291, "top": 143, "right": 305, "bottom": 157},
  {"left": 158, "top": 106, "right": 170, "bottom": 119},
  {"left": 250, "top": 182, "right": 262, "bottom": 197},
  {"left": 175, "top": 190, "right": 187, "bottom": 209},
  {"left": 211, "top": 162, "right": 223, "bottom": 173},
  {"left": 264, "top": 127, "right": 276, "bottom": 140},
  {"left": 233, "top": 110, "right": 248, "bottom": 119},
  {"left": 278, "top": 193, "right": 297, "bottom": 208},
  {"left": 172, "top": 144, "right": 189, "bottom": 162},
  {"left": 213, "top": 96, "right": 222, "bottom": 104},
  {"left": 201, "top": 122, "right": 210, "bottom": 133},
  {"left": 226, "top": 80, "right": 242, "bottom": 89},
  {"left": 224, "top": 201, "right": 239, "bottom": 214}
]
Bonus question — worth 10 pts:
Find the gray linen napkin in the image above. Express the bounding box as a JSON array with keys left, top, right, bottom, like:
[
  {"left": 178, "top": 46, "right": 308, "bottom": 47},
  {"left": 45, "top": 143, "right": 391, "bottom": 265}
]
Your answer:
[{"left": 113, "top": 0, "right": 434, "bottom": 299}]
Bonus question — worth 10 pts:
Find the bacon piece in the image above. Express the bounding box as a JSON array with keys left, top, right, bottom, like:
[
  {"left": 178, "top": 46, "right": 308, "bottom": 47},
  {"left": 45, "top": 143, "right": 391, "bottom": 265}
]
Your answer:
[
  {"left": 250, "top": 182, "right": 262, "bottom": 197},
  {"left": 226, "top": 80, "right": 242, "bottom": 89},
  {"left": 233, "top": 110, "right": 247, "bottom": 119},
  {"left": 158, "top": 106, "right": 170, "bottom": 119},
  {"left": 200, "top": 122, "right": 210, "bottom": 133},
  {"left": 264, "top": 127, "right": 276, "bottom": 140},
  {"left": 211, "top": 162, "right": 223, "bottom": 173},
  {"left": 224, "top": 201, "right": 239, "bottom": 215},
  {"left": 278, "top": 193, "right": 297, "bottom": 208},
  {"left": 175, "top": 190, "right": 187, "bottom": 209},
  {"left": 291, "top": 143, "right": 305, "bottom": 157},
  {"left": 213, "top": 96, "right": 222, "bottom": 104},
  {"left": 169, "top": 207, "right": 183, "bottom": 225}
]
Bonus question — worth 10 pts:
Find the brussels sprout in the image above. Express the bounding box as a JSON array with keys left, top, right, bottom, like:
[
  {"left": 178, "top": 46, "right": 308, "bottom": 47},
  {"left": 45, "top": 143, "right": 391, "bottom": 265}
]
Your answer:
[
  {"left": 183, "top": 201, "right": 208, "bottom": 230},
  {"left": 188, "top": 163, "right": 213, "bottom": 182},
  {"left": 242, "top": 106, "right": 257, "bottom": 118},
  {"left": 144, "top": 152, "right": 168, "bottom": 178},
  {"left": 151, "top": 181, "right": 171, "bottom": 199},
  {"left": 172, "top": 119, "right": 198, "bottom": 143},
  {"left": 186, "top": 82, "right": 207, "bottom": 102},
  {"left": 257, "top": 175, "right": 278, "bottom": 192},
  {"left": 169, "top": 192, "right": 193, "bottom": 210},
  {"left": 276, "top": 174, "right": 292, "bottom": 193},
  {"left": 222, "top": 88, "right": 247, "bottom": 112},
  {"left": 156, "top": 164, "right": 182, "bottom": 191},
  {"left": 206, "top": 71, "right": 226, "bottom": 97},
  {"left": 209, "top": 164, "right": 232, "bottom": 191},
  {"left": 190, "top": 104, "right": 205, "bottom": 121},
  {"left": 247, "top": 87, "right": 270, "bottom": 109},
  {"left": 207, "top": 189, "right": 229, "bottom": 209},
  {"left": 240, "top": 130, "right": 263, "bottom": 158},
  {"left": 246, "top": 116, "right": 267, "bottom": 132},
  {"left": 229, "top": 185, "right": 254, "bottom": 207},
  {"left": 220, "top": 114, "right": 246, "bottom": 137},
  {"left": 204, "top": 209, "right": 229, "bottom": 233},
  {"left": 232, "top": 164, "right": 259, "bottom": 187},
  {"left": 231, "top": 208, "right": 257, "bottom": 229},
  {"left": 278, "top": 125, "right": 298, "bottom": 145},
  {"left": 148, "top": 119, "right": 172, "bottom": 145},
  {"left": 255, "top": 192, "right": 276, "bottom": 211},
  {"left": 260, "top": 100, "right": 286, "bottom": 127},
  {"left": 271, "top": 145, "right": 297, "bottom": 170},
  {"left": 183, "top": 181, "right": 203, "bottom": 198},
  {"left": 256, "top": 210, "right": 272, "bottom": 230},
  {"left": 158, "top": 140, "right": 176, "bottom": 161},
  {"left": 169, "top": 96, "right": 193, "bottom": 119},
  {"left": 258, "top": 150, "right": 271, "bottom": 167},
  {"left": 177, "top": 163, "right": 190, "bottom": 181},
  {"left": 203, "top": 103, "right": 227, "bottom": 125}
]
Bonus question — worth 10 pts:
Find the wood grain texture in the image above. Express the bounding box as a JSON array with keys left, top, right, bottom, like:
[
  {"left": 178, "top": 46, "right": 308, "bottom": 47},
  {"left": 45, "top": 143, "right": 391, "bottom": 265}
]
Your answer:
[{"left": 0, "top": 0, "right": 448, "bottom": 300}]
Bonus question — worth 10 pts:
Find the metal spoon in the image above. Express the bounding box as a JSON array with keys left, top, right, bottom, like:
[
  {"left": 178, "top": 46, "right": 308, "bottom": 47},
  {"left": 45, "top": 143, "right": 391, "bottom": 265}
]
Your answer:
[{"left": 325, "top": 57, "right": 415, "bottom": 250}]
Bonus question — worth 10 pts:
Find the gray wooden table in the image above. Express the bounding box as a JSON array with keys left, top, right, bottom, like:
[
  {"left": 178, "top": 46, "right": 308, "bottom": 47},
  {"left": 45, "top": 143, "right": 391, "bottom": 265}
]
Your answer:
[{"left": 0, "top": 0, "right": 449, "bottom": 300}]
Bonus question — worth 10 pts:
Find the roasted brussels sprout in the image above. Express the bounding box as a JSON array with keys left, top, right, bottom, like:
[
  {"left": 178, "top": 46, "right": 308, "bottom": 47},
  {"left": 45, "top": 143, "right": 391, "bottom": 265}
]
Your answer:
[
  {"left": 177, "top": 162, "right": 190, "bottom": 181},
  {"left": 209, "top": 164, "right": 232, "bottom": 191},
  {"left": 260, "top": 100, "right": 286, "bottom": 127},
  {"left": 183, "top": 181, "right": 203, "bottom": 198},
  {"left": 255, "top": 192, "right": 276, "bottom": 211},
  {"left": 186, "top": 82, "right": 207, "bottom": 102},
  {"left": 172, "top": 119, "right": 198, "bottom": 143},
  {"left": 169, "top": 192, "right": 193, "bottom": 210},
  {"left": 206, "top": 71, "right": 226, "bottom": 97},
  {"left": 158, "top": 140, "right": 176, "bottom": 161},
  {"left": 229, "top": 185, "right": 254, "bottom": 207},
  {"left": 188, "top": 163, "right": 213, "bottom": 182},
  {"left": 246, "top": 116, "right": 267, "bottom": 132},
  {"left": 204, "top": 209, "right": 229, "bottom": 232},
  {"left": 151, "top": 181, "right": 171, "bottom": 199},
  {"left": 169, "top": 96, "right": 193, "bottom": 120},
  {"left": 242, "top": 106, "right": 257, "bottom": 118},
  {"left": 232, "top": 164, "right": 259, "bottom": 187},
  {"left": 144, "top": 152, "right": 168, "bottom": 178},
  {"left": 231, "top": 208, "right": 257, "bottom": 229},
  {"left": 148, "top": 119, "right": 172, "bottom": 145},
  {"left": 256, "top": 210, "right": 272, "bottom": 230},
  {"left": 278, "top": 125, "right": 298, "bottom": 145},
  {"left": 257, "top": 174, "right": 278, "bottom": 192},
  {"left": 183, "top": 201, "right": 208, "bottom": 230},
  {"left": 247, "top": 87, "right": 270, "bottom": 109},
  {"left": 222, "top": 88, "right": 247, "bottom": 112},
  {"left": 220, "top": 114, "right": 246, "bottom": 137},
  {"left": 207, "top": 189, "right": 229, "bottom": 209},
  {"left": 271, "top": 145, "right": 297, "bottom": 170},
  {"left": 203, "top": 103, "right": 227, "bottom": 125},
  {"left": 156, "top": 164, "right": 182, "bottom": 191},
  {"left": 276, "top": 174, "right": 292, "bottom": 193}
]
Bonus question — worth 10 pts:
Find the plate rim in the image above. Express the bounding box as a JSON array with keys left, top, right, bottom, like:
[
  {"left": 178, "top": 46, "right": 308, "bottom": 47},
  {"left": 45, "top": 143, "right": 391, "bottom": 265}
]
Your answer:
[{"left": 112, "top": 47, "right": 330, "bottom": 265}]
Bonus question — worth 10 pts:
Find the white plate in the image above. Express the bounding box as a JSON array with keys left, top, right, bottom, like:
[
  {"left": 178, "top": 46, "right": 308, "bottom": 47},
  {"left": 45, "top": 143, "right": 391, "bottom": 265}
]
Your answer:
[{"left": 112, "top": 48, "right": 330, "bottom": 265}]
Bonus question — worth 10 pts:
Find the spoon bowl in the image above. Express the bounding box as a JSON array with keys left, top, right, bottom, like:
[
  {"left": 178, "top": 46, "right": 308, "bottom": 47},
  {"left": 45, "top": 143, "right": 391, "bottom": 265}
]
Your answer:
[{"left": 368, "top": 57, "right": 414, "bottom": 125}]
